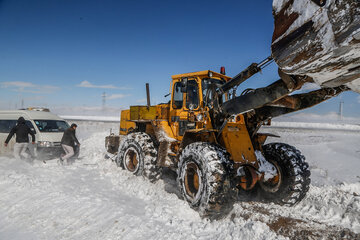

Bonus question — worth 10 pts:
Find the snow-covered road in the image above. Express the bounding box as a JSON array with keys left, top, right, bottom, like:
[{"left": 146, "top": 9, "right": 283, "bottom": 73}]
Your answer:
[{"left": 0, "top": 121, "right": 359, "bottom": 239}]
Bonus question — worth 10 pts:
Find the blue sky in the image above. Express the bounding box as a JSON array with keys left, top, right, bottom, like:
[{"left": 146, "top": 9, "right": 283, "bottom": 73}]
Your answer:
[{"left": 0, "top": 0, "right": 359, "bottom": 117}]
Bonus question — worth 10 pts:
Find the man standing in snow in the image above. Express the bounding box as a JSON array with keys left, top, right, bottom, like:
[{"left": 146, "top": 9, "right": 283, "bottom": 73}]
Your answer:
[
  {"left": 4, "top": 117, "right": 36, "bottom": 160},
  {"left": 60, "top": 123, "right": 80, "bottom": 165}
]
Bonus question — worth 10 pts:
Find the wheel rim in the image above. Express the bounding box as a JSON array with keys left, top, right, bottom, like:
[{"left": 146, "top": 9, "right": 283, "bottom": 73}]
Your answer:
[
  {"left": 259, "top": 160, "right": 282, "bottom": 193},
  {"left": 123, "top": 147, "right": 139, "bottom": 172},
  {"left": 183, "top": 161, "right": 202, "bottom": 202}
]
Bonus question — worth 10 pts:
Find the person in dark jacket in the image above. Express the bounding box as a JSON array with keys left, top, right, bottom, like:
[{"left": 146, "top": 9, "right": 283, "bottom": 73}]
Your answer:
[
  {"left": 60, "top": 123, "right": 80, "bottom": 164},
  {"left": 4, "top": 117, "right": 35, "bottom": 159}
]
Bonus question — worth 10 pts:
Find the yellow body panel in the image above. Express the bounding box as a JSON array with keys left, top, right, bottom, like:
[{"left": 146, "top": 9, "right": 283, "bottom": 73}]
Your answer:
[
  {"left": 129, "top": 104, "right": 170, "bottom": 121},
  {"left": 130, "top": 106, "right": 157, "bottom": 120},
  {"left": 120, "top": 110, "right": 136, "bottom": 135},
  {"left": 171, "top": 70, "right": 231, "bottom": 81},
  {"left": 156, "top": 104, "right": 170, "bottom": 120},
  {"left": 152, "top": 120, "right": 176, "bottom": 140},
  {"left": 219, "top": 121, "right": 257, "bottom": 166}
]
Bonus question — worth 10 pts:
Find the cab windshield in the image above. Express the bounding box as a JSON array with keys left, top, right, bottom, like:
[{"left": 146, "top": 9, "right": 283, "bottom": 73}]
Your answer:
[
  {"left": 34, "top": 120, "right": 69, "bottom": 132},
  {"left": 202, "top": 78, "right": 226, "bottom": 106}
]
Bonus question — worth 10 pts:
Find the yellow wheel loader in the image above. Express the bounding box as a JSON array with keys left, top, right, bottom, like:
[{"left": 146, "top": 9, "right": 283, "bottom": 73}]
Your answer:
[{"left": 105, "top": 0, "right": 359, "bottom": 219}]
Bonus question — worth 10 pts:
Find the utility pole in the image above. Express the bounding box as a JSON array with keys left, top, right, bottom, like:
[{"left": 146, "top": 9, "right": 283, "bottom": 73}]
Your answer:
[
  {"left": 102, "top": 92, "right": 106, "bottom": 111},
  {"left": 338, "top": 100, "right": 344, "bottom": 120}
]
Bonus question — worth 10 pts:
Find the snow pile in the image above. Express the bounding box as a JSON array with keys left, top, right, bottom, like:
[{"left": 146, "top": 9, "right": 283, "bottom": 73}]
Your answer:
[
  {"left": 255, "top": 150, "right": 277, "bottom": 181},
  {"left": 0, "top": 122, "right": 282, "bottom": 240},
  {"left": 0, "top": 121, "right": 359, "bottom": 239},
  {"left": 296, "top": 184, "right": 360, "bottom": 231}
]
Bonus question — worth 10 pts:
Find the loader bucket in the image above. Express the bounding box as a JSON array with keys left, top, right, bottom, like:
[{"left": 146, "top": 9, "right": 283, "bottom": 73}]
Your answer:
[{"left": 272, "top": 0, "right": 360, "bottom": 93}]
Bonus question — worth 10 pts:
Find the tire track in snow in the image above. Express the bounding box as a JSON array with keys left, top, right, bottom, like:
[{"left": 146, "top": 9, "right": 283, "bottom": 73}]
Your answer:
[{"left": 232, "top": 198, "right": 359, "bottom": 239}]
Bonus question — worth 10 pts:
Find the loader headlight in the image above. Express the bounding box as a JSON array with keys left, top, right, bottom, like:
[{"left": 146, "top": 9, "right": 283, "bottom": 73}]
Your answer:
[
  {"left": 196, "top": 113, "right": 204, "bottom": 121},
  {"left": 38, "top": 141, "right": 54, "bottom": 147},
  {"left": 208, "top": 71, "right": 213, "bottom": 78}
]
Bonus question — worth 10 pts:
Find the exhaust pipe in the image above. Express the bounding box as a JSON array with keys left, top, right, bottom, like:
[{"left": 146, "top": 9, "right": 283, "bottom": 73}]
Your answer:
[{"left": 146, "top": 83, "right": 151, "bottom": 109}]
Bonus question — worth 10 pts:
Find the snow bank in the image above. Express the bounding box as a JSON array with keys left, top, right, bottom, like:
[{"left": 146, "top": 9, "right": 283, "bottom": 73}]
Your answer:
[
  {"left": 0, "top": 122, "right": 282, "bottom": 240},
  {"left": 268, "top": 121, "right": 360, "bottom": 130},
  {"left": 61, "top": 115, "right": 119, "bottom": 122},
  {"left": 0, "top": 121, "right": 359, "bottom": 239}
]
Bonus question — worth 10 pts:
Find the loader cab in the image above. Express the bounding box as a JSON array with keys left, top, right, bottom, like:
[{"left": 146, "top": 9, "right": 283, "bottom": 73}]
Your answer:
[{"left": 169, "top": 71, "right": 231, "bottom": 139}]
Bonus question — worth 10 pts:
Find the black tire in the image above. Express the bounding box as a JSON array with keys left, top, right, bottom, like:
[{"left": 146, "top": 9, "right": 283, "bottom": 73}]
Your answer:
[
  {"left": 116, "top": 132, "right": 161, "bottom": 182},
  {"left": 259, "top": 143, "right": 311, "bottom": 206},
  {"left": 177, "top": 142, "right": 234, "bottom": 219}
]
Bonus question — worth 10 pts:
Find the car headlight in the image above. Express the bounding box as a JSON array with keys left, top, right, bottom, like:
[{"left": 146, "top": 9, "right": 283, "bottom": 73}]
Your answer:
[
  {"left": 196, "top": 113, "right": 204, "bottom": 121},
  {"left": 38, "top": 141, "right": 54, "bottom": 147}
]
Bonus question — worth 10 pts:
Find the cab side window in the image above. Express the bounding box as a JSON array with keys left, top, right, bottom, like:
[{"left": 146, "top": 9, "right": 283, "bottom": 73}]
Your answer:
[
  {"left": 25, "top": 121, "right": 36, "bottom": 134},
  {"left": 0, "top": 120, "right": 16, "bottom": 133},
  {"left": 0, "top": 120, "right": 36, "bottom": 134},
  {"left": 172, "top": 82, "right": 183, "bottom": 109},
  {"left": 186, "top": 80, "right": 199, "bottom": 109}
]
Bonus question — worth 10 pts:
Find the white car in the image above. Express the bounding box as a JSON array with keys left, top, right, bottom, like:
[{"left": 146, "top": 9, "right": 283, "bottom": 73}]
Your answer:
[{"left": 0, "top": 109, "right": 70, "bottom": 159}]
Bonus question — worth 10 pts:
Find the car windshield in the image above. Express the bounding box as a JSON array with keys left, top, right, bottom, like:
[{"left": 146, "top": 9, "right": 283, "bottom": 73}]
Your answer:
[{"left": 34, "top": 120, "right": 69, "bottom": 132}]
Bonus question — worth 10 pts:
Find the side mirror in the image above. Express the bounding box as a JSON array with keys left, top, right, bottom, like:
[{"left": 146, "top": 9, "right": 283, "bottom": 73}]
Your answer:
[{"left": 180, "top": 78, "right": 188, "bottom": 93}]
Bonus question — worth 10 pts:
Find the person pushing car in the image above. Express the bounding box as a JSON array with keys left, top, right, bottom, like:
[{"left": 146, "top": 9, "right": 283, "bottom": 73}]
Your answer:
[
  {"left": 4, "top": 117, "right": 35, "bottom": 160},
  {"left": 60, "top": 123, "right": 80, "bottom": 164}
]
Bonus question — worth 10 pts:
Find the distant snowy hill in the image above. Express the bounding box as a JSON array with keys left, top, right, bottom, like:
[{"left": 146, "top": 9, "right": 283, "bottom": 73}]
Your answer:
[
  {"left": 60, "top": 112, "right": 360, "bottom": 131},
  {"left": 61, "top": 115, "right": 119, "bottom": 122}
]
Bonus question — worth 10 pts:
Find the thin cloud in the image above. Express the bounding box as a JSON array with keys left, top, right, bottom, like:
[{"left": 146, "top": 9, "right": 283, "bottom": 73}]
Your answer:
[
  {"left": 107, "top": 94, "right": 130, "bottom": 100},
  {"left": 0, "top": 81, "right": 60, "bottom": 94},
  {"left": 24, "top": 96, "right": 45, "bottom": 101},
  {"left": 357, "top": 96, "right": 360, "bottom": 104},
  {"left": 136, "top": 98, "right": 146, "bottom": 103},
  {"left": 1, "top": 81, "right": 36, "bottom": 88},
  {"left": 77, "top": 81, "right": 130, "bottom": 89}
]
